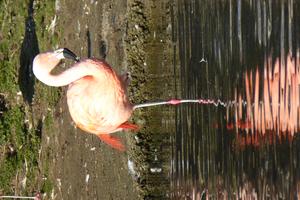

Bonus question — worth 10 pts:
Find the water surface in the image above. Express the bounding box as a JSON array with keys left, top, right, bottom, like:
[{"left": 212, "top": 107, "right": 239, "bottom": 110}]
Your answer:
[{"left": 171, "top": 0, "right": 300, "bottom": 199}]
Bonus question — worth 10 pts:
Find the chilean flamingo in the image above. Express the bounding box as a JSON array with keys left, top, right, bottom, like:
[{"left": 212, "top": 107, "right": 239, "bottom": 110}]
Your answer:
[
  {"left": 33, "top": 48, "right": 139, "bottom": 151},
  {"left": 33, "top": 48, "right": 223, "bottom": 151}
]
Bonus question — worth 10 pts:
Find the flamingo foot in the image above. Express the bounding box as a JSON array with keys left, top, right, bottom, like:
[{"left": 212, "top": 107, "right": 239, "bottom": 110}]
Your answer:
[
  {"left": 97, "top": 134, "right": 125, "bottom": 152},
  {"left": 118, "top": 121, "right": 139, "bottom": 131}
]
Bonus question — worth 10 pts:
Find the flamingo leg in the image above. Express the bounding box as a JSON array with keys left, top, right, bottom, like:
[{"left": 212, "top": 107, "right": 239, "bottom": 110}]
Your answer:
[
  {"left": 118, "top": 121, "right": 139, "bottom": 131},
  {"left": 97, "top": 134, "right": 125, "bottom": 152}
]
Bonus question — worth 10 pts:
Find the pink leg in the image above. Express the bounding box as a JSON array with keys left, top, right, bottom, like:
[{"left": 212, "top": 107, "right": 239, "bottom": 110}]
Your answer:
[
  {"left": 97, "top": 134, "right": 125, "bottom": 152},
  {"left": 118, "top": 121, "right": 139, "bottom": 132}
]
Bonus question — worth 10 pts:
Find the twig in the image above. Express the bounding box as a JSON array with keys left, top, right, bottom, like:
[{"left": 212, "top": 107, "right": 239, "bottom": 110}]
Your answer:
[{"left": 0, "top": 193, "right": 41, "bottom": 200}]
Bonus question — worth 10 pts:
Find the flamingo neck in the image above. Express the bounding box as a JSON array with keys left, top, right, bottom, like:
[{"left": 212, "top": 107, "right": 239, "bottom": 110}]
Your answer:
[{"left": 33, "top": 56, "right": 94, "bottom": 87}]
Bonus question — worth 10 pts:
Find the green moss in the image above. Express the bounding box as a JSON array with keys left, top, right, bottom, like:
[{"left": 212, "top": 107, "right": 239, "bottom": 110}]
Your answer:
[
  {"left": 41, "top": 178, "right": 53, "bottom": 195},
  {"left": 33, "top": 0, "right": 62, "bottom": 107},
  {"left": 34, "top": 82, "right": 62, "bottom": 108},
  {"left": 0, "top": 107, "right": 25, "bottom": 146},
  {"left": 44, "top": 111, "right": 55, "bottom": 131},
  {"left": 0, "top": 154, "right": 18, "bottom": 193},
  {"left": 0, "top": 60, "right": 17, "bottom": 94},
  {"left": 0, "top": 106, "right": 41, "bottom": 192},
  {"left": 0, "top": 0, "right": 28, "bottom": 95},
  {"left": 34, "top": 0, "right": 59, "bottom": 50},
  {"left": 0, "top": 0, "right": 59, "bottom": 195}
]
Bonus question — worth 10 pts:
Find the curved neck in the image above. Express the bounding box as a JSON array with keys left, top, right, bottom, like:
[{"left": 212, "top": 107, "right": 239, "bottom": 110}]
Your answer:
[{"left": 33, "top": 57, "right": 94, "bottom": 87}]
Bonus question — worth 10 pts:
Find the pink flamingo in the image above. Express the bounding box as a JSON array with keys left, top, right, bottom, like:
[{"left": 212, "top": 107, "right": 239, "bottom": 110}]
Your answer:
[{"left": 33, "top": 48, "right": 138, "bottom": 151}]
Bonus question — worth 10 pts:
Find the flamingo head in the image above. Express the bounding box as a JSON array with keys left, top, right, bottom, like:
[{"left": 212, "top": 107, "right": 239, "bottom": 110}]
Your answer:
[
  {"left": 33, "top": 48, "right": 80, "bottom": 70},
  {"left": 33, "top": 48, "right": 81, "bottom": 86}
]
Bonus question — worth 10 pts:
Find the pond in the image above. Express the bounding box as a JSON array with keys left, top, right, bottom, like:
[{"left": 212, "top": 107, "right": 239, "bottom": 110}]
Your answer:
[{"left": 170, "top": 0, "right": 300, "bottom": 199}]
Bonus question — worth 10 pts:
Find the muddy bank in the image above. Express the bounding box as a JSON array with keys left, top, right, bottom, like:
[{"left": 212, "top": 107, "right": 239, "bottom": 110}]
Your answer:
[
  {"left": 126, "top": 0, "right": 174, "bottom": 199},
  {"left": 39, "top": 0, "right": 138, "bottom": 199}
]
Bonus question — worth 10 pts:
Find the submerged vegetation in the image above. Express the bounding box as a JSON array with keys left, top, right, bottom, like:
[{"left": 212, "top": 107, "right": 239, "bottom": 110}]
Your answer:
[{"left": 0, "top": 0, "right": 60, "bottom": 195}]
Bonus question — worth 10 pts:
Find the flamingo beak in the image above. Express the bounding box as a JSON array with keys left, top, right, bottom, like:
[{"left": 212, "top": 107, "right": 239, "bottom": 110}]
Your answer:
[{"left": 63, "top": 48, "right": 80, "bottom": 62}]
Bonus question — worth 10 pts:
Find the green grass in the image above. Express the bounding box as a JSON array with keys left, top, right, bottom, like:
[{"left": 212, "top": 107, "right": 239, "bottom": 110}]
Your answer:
[
  {"left": 41, "top": 177, "right": 53, "bottom": 195},
  {"left": 0, "top": 0, "right": 60, "bottom": 195},
  {"left": 0, "top": 0, "right": 24, "bottom": 94},
  {"left": 0, "top": 154, "right": 18, "bottom": 193},
  {"left": 0, "top": 106, "right": 40, "bottom": 194}
]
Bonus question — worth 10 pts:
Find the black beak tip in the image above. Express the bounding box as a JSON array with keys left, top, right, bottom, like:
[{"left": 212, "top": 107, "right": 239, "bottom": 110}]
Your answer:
[{"left": 63, "top": 48, "right": 80, "bottom": 62}]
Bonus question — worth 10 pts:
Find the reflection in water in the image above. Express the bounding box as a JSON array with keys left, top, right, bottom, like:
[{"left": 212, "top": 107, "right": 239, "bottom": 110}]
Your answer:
[
  {"left": 171, "top": 0, "right": 300, "bottom": 199},
  {"left": 230, "top": 54, "right": 300, "bottom": 145}
]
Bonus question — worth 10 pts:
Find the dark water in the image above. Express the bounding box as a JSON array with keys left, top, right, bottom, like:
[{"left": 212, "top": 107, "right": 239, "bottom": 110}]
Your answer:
[{"left": 171, "top": 0, "right": 300, "bottom": 199}]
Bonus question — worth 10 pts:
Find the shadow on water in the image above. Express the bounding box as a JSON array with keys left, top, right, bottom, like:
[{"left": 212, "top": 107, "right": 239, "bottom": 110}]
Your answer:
[
  {"left": 171, "top": 0, "right": 300, "bottom": 199},
  {"left": 19, "top": 0, "right": 39, "bottom": 104}
]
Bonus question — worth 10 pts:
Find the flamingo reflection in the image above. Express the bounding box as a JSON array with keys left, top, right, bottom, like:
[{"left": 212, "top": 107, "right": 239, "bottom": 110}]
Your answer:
[{"left": 229, "top": 54, "right": 300, "bottom": 146}]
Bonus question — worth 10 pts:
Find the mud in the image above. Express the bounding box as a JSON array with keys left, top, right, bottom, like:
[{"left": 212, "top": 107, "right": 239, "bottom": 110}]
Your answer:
[{"left": 38, "top": 0, "right": 138, "bottom": 199}]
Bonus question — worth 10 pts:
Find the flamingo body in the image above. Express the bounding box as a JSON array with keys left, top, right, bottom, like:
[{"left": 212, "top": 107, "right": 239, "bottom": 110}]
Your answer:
[
  {"left": 66, "top": 58, "right": 133, "bottom": 134},
  {"left": 33, "top": 49, "right": 137, "bottom": 151}
]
